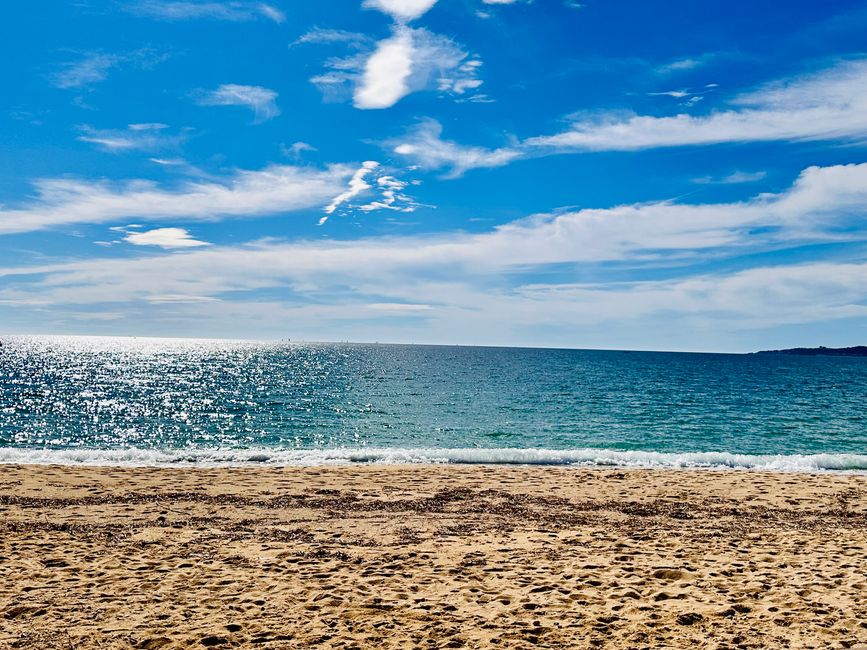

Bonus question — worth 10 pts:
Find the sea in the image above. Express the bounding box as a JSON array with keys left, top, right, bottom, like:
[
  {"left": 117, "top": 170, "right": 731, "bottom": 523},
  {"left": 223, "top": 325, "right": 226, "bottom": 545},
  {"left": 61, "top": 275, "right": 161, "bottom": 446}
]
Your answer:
[{"left": 1, "top": 335, "right": 865, "bottom": 471}]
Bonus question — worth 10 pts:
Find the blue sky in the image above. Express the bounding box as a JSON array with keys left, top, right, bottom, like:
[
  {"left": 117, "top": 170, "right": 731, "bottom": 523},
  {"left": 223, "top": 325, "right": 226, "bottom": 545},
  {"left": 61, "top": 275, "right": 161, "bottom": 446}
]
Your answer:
[{"left": 2, "top": 0, "right": 867, "bottom": 351}]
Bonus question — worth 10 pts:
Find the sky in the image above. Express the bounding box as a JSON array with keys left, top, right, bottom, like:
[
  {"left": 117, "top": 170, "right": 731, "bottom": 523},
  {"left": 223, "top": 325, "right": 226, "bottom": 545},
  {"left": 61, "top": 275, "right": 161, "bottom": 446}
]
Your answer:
[{"left": 2, "top": 0, "right": 867, "bottom": 351}]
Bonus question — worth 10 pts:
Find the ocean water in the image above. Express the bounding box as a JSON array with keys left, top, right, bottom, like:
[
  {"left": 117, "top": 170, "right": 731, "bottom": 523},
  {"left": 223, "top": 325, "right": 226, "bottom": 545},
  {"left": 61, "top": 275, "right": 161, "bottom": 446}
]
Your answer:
[{"left": 1, "top": 335, "right": 866, "bottom": 471}]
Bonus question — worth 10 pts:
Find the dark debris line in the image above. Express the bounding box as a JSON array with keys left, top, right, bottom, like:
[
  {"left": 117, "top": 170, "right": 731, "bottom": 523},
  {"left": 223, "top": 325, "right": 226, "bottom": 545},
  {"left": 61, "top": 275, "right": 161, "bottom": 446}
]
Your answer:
[{"left": 0, "top": 487, "right": 864, "bottom": 542}]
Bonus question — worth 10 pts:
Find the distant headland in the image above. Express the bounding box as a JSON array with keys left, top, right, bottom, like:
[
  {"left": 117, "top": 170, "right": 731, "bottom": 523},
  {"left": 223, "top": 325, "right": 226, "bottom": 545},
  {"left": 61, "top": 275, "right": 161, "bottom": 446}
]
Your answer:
[{"left": 755, "top": 345, "right": 867, "bottom": 357}]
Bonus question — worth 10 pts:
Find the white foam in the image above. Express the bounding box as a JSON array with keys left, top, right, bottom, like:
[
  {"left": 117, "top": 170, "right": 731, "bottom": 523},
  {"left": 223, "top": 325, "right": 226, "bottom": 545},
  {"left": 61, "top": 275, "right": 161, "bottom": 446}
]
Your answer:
[{"left": 0, "top": 446, "right": 865, "bottom": 472}]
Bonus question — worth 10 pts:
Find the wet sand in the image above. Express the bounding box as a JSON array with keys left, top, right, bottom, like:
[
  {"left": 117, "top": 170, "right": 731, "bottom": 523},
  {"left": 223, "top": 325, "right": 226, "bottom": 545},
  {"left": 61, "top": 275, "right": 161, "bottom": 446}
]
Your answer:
[{"left": 0, "top": 464, "right": 865, "bottom": 649}]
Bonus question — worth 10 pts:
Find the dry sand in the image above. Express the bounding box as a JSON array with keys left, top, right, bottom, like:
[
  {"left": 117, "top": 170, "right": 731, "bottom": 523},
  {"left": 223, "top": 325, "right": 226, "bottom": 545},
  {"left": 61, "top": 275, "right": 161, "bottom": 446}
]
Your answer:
[{"left": 0, "top": 464, "right": 865, "bottom": 649}]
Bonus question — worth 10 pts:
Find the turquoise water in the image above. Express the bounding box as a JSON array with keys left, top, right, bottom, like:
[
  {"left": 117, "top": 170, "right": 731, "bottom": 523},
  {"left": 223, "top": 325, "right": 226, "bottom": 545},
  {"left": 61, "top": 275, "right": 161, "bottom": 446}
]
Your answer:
[{"left": 1, "top": 335, "right": 865, "bottom": 470}]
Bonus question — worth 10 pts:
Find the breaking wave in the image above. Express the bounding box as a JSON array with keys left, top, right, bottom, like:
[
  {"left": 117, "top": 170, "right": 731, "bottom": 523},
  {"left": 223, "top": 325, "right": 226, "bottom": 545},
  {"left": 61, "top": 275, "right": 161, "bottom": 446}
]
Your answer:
[{"left": 1, "top": 447, "right": 866, "bottom": 472}]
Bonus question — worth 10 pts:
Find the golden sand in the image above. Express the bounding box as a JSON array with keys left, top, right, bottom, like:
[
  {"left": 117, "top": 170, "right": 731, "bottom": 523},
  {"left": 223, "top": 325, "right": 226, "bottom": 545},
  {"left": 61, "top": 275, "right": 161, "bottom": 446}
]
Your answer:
[{"left": 0, "top": 464, "right": 865, "bottom": 649}]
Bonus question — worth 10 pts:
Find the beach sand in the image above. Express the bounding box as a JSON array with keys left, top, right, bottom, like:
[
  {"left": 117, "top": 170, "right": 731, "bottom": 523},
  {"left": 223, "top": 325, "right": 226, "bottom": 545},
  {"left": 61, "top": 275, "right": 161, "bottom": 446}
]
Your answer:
[{"left": 0, "top": 465, "right": 865, "bottom": 649}]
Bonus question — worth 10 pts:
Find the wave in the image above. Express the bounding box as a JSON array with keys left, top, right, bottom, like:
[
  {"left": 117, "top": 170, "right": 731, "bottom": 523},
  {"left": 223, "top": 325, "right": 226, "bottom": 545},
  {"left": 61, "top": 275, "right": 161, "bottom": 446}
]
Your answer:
[{"left": 0, "top": 446, "right": 865, "bottom": 471}]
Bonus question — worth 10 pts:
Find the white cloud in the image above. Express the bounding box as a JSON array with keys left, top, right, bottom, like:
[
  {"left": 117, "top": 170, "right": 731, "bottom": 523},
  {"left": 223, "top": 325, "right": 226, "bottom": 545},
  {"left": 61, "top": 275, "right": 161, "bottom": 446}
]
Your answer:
[
  {"left": 197, "top": 84, "right": 280, "bottom": 123},
  {"left": 281, "top": 141, "right": 317, "bottom": 159},
  {"left": 353, "top": 28, "right": 480, "bottom": 109},
  {"left": 527, "top": 58, "right": 867, "bottom": 151},
  {"left": 77, "top": 123, "right": 186, "bottom": 152},
  {"left": 362, "top": 0, "right": 438, "bottom": 22},
  {"left": 390, "top": 119, "right": 520, "bottom": 176},
  {"left": 312, "top": 26, "right": 482, "bottom": 109},
  {"left": 124, "top": 227, "right": 211, "bottom": 249},
  {"left": 0, "top": 165, "right": 350, "bottom": 235},
  {"left": 354, "top": 31, "right": 415, "bottom": 109},
  {"left": 692, "top": 170, "right": 768, "bottom": 185},
  {"left": 358, "top": 175, "right": 417, "bottom": 212},
  {"left": 456, "top": 93, "right": 495, "bottom": 104},
  {"left": 6, "top": 164, "right": 867, "bottom": 347},
  {"left": 257, "top": 3, "right": 284, "bottom": 22},
  {"left": 320, "top": 161, "right": 380, "bottom": 223},
  {"left": 394, "top": 58, "right": 867, "bottom": 174},
  {"left": 149, "top": 158, "right": 186, "bottom": 166},
  {"left": 146, "top": 294, "right": 222, "bottom": 303},
  {"left": 647, "top": 90, "right": 691, "bottom": 98},
  {"left": 130, "top": 1, "right": 285, "bottom": 22},
  {"left": 366, "top": 302, "right": 433, "bottom": 311},
  {"left": 507, "top": 262, "right": 867, "bottom": 330},
  {"left": 654, "top": 54, "right": 719, "bottom": 74},
  {"left": 437, "top": 58, "right": 483, "bottom": 94},
  {"left": 51, "top": 53, "right": 119, "bottom": 89},
  {"left": 129, "top": 122, "right": 169, "bottom": 131},
  {"left": 50, "top": 49, "right": 168, "bottom": 90},
  {"left": 309, "top": 61, "right": 364, "bottom": 103},
  {"left": 4, "top": 163, "right": 867, "bottom": 302},
  {"left": 293, "top": 28, "right": 372, "bottom": 47},
  {"left": 5, "top": 259, "right": 867, "bottom": 347}
]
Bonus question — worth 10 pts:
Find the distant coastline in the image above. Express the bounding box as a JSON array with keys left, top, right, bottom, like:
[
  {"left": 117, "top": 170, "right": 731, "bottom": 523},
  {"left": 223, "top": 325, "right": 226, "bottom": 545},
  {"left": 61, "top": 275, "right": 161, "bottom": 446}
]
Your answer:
[{"left": 755, "top": 345, "right": 867, "bottom": 357}]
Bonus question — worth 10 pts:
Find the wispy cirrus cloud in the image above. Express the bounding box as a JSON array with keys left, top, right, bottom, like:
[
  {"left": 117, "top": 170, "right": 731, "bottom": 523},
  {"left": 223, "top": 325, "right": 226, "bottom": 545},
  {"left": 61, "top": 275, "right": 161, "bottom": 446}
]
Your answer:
[
  {"left": 195, "top": 84, "right": 280, "bottom": 123},
  {"left": 526, "top": 59, "right": 867, "bottom": 151},
  {"left": 129, "top": 1, "right": 285, "bottom": 22},
  {"left": 392, "top": 58, "right": 867, "bottom": 175},
  {"left": 646, "top": 83, "right": 718, "bottom": 107},
  {"left": 692, "top": 170, "right": 768, "bottom": 185},
  {"left": 3, "top": 164, "right": 867, "bottom": 345},
  {"left": 1, "top": 163, "right": 863, "bottom": 288},
  {"left": 654, "top": 53, "right": 720, "bottom": 74},
  {"left": 51, "top": 53, "right": 119, "bottom": 89},
  {"left": 476, "top": 0, "right": 528, "bottom": 15},
  {"left": 77, "top": 123, "right": 189, "bottom": 152},
  {"left": 0, "top": 164, "right": 351, "bottom": 235},
  {"left": 280, "top": 141, "right": 318, "bottom": 160},
  {"left": 390, "top": 119, "right": 520, "bottom": 176},
  {"left": 292, "top": 27, "right": 372, "bottom": 47},
  {"left": 50, "top": 48, "right": 168, "bottom": 90}
]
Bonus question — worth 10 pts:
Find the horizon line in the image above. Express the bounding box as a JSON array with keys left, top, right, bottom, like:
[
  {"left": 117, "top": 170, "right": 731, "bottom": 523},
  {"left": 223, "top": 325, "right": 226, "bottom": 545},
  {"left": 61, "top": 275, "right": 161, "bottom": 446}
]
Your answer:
[{"left": 2, "top": 331, "right": 852, "bottom": 356}]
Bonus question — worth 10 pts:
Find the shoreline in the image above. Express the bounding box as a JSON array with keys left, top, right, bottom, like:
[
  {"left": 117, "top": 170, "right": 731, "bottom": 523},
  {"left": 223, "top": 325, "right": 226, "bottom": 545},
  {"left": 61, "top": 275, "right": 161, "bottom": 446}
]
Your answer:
[
  {"left": 1, "top": 446, "right": 866, "bottom": 472},
  {"left": 1, "top": 464, "right": 865, "bottom": 649}
]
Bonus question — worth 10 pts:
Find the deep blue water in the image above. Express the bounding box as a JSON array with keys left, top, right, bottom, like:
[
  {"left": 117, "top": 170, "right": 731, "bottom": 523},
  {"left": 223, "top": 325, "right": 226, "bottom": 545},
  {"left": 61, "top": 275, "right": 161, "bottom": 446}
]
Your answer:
[{"left": 0, "top": 336, "right": 865, "bottom": 469}]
